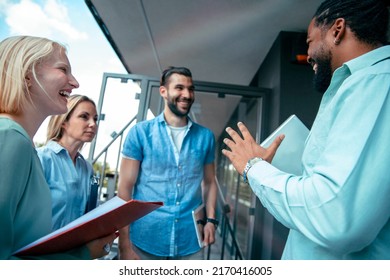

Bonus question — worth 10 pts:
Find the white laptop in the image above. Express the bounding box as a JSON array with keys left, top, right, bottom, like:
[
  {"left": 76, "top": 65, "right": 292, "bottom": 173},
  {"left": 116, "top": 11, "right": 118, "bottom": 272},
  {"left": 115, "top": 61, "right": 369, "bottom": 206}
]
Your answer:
[{"left": 261, "top": 114, "right": 309, "bottom": 175}]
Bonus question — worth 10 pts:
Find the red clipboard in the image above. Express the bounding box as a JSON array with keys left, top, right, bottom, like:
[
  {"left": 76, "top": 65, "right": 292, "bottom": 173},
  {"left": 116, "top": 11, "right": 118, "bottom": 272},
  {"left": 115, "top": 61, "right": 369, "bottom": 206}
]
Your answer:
[{"left": 14, "top": 197, "right": 162, "bottom": 256}]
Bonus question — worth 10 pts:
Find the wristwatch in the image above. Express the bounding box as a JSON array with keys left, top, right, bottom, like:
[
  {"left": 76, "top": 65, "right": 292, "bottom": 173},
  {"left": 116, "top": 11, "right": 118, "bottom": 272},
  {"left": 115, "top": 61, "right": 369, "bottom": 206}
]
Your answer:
[
  {"left": 242, "top": 157, "right": 263, "bottom": 183},
  {"left": 206, "top": 218, "right": 219, "bottom": 228}
]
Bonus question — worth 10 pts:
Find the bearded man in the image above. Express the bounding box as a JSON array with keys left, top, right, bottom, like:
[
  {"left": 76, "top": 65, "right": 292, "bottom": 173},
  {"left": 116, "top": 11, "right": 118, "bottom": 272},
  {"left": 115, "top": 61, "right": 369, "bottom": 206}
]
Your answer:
[
  {"left": 223, "top": 0, "right": 390, "bottom": 259},
  {"left": 118, "top": 66, "right": 218, "bottom": 260}
]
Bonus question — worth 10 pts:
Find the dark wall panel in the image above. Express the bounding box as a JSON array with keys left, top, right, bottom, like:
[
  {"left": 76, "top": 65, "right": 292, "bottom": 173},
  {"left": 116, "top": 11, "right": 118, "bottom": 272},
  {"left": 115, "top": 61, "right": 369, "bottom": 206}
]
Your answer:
[{"left": 249, "top": 31, "right": 322, "bottom": 260}]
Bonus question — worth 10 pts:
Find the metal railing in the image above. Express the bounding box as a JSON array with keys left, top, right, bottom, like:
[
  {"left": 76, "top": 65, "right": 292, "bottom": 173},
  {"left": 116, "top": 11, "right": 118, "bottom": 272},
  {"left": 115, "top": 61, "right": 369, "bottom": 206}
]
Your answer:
[
  {"left": 91, "top": 115, "right": 136, "bottom": 201},
  {"left": 205, "top": 179, "right": 244, "bottom": 260}
]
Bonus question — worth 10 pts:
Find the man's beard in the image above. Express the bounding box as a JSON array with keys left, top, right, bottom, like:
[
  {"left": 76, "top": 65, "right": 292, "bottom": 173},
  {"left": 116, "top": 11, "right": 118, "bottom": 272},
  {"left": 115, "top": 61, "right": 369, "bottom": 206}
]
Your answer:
[
  {"left": 167, "top": 98, "right": 193, "bottom": 117},
  {"left": 313, "top": 49, "right": 333, "bottom": 94}
]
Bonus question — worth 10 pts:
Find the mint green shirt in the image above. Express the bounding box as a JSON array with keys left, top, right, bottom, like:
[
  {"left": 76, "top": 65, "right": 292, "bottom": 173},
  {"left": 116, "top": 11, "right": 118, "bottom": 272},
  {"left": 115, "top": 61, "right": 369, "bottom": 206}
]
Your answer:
[
  {"left": 248, "top": 45, "right": 390, "bottom": 259},
  {"left": 0, "top": 118, "right": 89, "bottom": 259}
]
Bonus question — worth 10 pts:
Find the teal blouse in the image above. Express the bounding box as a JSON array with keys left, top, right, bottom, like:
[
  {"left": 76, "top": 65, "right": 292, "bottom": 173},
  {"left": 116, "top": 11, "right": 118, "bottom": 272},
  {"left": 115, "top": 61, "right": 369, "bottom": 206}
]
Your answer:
[{"left": 0, "top": 118, "right": 89, "bottom": 259}]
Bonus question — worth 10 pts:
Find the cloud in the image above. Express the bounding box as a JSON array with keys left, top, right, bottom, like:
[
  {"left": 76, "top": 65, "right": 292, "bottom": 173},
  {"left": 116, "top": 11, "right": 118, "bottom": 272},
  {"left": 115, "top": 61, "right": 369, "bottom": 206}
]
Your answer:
[
  {"left": 1, "top": 0, "right": 128, "bottom": 160},
  {"left": 5, "top": 0, "right": 88, "bottom": 41},
  {"left": 0, "top": 0, "right": 8, "bottom": 12}
]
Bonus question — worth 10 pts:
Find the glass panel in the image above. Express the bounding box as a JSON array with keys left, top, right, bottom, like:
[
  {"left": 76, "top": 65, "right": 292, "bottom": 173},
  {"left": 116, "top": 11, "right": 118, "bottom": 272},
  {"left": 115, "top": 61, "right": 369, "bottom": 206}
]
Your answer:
[
  {"left": 147, "top": 85, "right": 161, "bottom": 120},
  {"left": 90, "top": 77, "right": 141, "bottom": 170},
  {"left": 189, "top": 91, "right": 242, "bottom": 139},
  {"left": 90, "top": 73, "right": 267, "bottom": 258},
  {"left": 216, "top": 97, "right": 263, "bottom": 259}
]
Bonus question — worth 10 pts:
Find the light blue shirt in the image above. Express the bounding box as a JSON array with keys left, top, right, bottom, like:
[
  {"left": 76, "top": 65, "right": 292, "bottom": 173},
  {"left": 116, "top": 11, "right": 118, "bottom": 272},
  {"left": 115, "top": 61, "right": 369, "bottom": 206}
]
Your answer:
[
  {"left": 122, "top": 113, "right": 215, "bottom": 257},
  {"left": 248, "top": 45, "right": 390, "bottom": 259},
  {"left": 37, "top": 141, "right": 93, "bottom": 231}
]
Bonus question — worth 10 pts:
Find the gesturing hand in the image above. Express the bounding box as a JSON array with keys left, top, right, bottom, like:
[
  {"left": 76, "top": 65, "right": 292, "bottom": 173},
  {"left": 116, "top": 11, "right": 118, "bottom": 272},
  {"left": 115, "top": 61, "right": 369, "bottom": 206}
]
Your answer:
[{"left": 221, "top": 122, "right": 284, "bottom": 175}]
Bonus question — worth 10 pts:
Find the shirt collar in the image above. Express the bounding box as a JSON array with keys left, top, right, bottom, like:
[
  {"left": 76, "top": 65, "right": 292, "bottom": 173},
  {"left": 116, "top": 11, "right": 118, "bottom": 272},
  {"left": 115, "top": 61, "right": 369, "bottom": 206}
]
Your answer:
[
  {"left": 344, "top": 45, "right": 390, "bottom": 74},
  {"left": 157, "top": 112, "right": 193, "bottom": 129},
  {"left": 46, "top": 140, "right": 84, "bottom": 159}
]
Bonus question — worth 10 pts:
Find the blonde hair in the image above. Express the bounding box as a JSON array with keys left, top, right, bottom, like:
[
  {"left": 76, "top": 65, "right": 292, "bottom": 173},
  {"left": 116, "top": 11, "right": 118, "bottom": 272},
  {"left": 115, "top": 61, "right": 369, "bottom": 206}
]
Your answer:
[
  {"left": 46, "top": 94, "right": 96, "bottom": 142},
  {"left": 0, "top": 35, "right": 66, "bottom": 114}
]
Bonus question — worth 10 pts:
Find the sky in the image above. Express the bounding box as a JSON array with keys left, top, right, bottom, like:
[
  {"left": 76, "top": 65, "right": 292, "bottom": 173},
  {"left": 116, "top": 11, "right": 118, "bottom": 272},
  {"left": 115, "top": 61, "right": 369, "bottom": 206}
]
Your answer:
[{"left": 0, "top": 0, "right": 130, "bottom": 160}]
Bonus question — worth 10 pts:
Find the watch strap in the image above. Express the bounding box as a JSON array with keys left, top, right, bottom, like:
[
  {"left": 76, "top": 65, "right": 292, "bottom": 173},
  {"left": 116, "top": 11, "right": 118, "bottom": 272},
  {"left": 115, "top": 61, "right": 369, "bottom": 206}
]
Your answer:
[
  {"left": 242, "top": 157, "right": 263, "bottom": 183},
  {"left": 206, "top": 218, "right": 219, "bottom": 228},
  {"left": 242, "top": 162, "right": 252, "bottom": 183}
]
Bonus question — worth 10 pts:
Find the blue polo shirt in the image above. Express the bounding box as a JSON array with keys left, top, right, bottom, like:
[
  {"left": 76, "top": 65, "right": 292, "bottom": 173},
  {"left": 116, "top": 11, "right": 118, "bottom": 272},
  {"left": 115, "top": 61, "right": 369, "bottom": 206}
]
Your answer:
[{"left": 122, "top": 113, "right": 215, "bottom": 257}]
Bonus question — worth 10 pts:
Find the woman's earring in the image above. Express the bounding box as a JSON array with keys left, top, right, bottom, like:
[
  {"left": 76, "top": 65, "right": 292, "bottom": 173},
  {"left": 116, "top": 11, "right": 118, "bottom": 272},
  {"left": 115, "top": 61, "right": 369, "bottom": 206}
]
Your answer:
[{"left": 334, "top": 38, "right": 341, "bottom": 45}]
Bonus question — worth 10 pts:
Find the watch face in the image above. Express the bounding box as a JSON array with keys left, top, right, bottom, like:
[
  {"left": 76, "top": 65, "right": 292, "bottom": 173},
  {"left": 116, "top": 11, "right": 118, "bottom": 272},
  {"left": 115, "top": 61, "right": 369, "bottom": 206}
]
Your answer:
[{"left": 249, "top": 157, "right": 262, "bottom": 165}]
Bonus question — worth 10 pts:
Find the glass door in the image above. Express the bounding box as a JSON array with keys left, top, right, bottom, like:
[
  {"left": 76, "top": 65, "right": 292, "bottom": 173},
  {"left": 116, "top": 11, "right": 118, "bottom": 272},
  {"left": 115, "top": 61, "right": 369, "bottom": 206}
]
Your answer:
[{"left": 89, "top": 73, "right": 270, "bottom": 258}]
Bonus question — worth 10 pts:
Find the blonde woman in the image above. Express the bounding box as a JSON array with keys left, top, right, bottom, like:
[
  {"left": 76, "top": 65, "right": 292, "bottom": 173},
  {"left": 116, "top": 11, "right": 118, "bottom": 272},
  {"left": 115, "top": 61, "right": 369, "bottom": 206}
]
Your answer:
[
  {"left": 37, "top": 94, "right": 98, "bottom": 231},
  {"left": 0, "top": 35, "right": 116, "bottom": 260}
]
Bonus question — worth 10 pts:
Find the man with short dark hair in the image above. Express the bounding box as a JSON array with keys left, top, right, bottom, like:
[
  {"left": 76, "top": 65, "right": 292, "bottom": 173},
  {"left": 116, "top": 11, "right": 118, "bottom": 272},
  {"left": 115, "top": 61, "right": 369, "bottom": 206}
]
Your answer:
[
  {"left": 118, "top": 66, "right": 217, "bottom": 260},
  {"left": 223, "top": 0, "right": 390, "bottom": 259}
]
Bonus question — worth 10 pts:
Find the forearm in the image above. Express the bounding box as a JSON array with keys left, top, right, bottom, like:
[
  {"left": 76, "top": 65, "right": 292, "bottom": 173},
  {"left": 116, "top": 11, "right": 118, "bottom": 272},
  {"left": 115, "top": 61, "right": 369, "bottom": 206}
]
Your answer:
[
  {"left": 117, "top": 158, "right": 140, "bottom": 256},
  {"left": 118, "top": 226, "right": 131, "bottom": 248},
  {"left": 117, "top": 182, "right": 133, "bottom": 249},
  {"left": 204, "top": 181, "right": 217, "bottom": 219},
  {"left": 202, "top": 176, "right": 218, "bottom": 245}
]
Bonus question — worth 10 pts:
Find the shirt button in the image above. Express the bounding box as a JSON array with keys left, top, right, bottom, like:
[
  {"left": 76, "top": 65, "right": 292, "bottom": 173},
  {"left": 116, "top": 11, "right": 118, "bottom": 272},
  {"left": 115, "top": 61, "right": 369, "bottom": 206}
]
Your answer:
[
  {"left": 175, "top": 219, "right": 179, "bottom": 223},
  {"left": 176, "top": 201, "right": 180, "bottom": 205},
  {"left": 177, "top": 183, "right": 181, "bottom": 187}
]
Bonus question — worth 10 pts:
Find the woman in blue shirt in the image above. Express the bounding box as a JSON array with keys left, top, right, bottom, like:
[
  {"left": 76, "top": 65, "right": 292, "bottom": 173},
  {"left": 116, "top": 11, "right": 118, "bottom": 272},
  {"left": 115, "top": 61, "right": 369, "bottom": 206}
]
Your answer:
[{"left": 37, "top": 94, "right": 99, "bottom": 230}]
